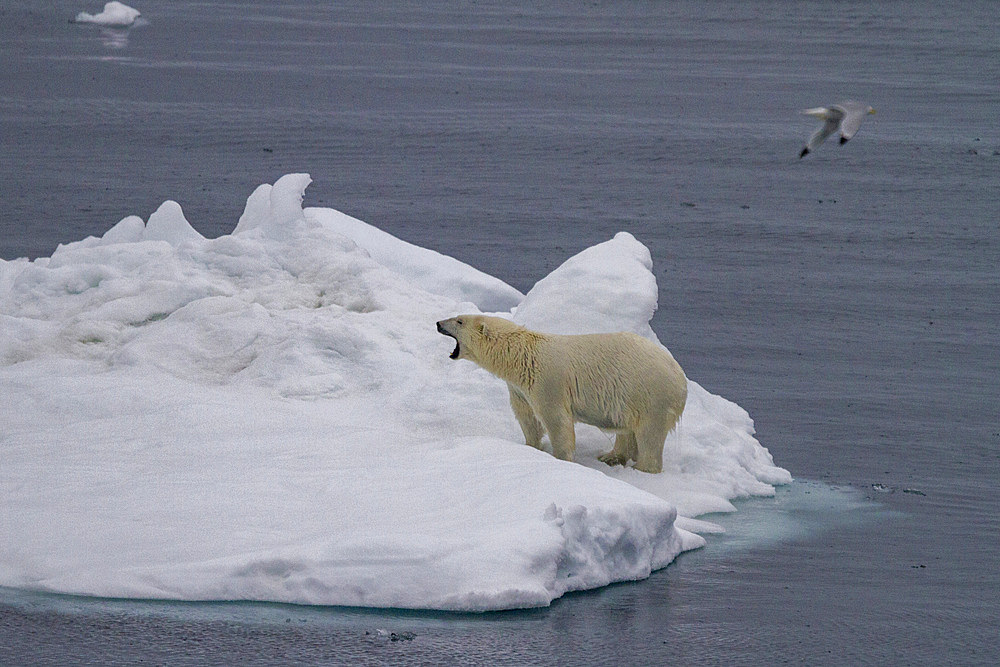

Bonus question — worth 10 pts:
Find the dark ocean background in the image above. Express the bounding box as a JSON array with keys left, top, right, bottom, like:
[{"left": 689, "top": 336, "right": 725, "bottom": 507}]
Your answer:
[{"left": 2, "top": 1, "right": 998, "bottom": 664}]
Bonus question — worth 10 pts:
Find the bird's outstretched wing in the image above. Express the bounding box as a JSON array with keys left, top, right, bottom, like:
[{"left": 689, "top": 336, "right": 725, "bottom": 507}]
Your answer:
[
  {"left": 800, "top": 106, "right": 844, "bottom": 157},
  {"left": 801, "top": 106, "right": 844, "bottom": 121},
  {"left": 808, "top": 117, "right": 841, "bottom": 150}
]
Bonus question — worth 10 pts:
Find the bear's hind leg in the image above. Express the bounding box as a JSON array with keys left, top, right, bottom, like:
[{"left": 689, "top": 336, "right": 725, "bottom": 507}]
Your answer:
[
  {"left": 633, "top": 418, "right": 670, "bottom": 474},
  {"left": 599, "top": 431, "right": 637, "bottom": 467},
  {"left": 508, "top": 385, "right": 545, "bottom": 450}
]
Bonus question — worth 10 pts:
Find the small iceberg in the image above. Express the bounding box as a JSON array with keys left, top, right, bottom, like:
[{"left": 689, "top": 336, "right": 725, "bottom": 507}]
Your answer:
[
  {"left": 0, "top": 174, "right": 790, "bottom": 611},
  {"left": 74, "top": 2, "right": 141, "bottom": 27}
]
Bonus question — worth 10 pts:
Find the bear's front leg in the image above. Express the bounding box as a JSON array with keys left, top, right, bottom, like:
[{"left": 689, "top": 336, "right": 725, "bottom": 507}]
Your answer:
[
  {"left": 508, "top": 384, "right": 545, "bottom": 450},
  {"left": 599, "top": 431, "right": 638, "bottom": 467},
  {"left": 539, "top": 410, "right": 576, "bottom": 462}
]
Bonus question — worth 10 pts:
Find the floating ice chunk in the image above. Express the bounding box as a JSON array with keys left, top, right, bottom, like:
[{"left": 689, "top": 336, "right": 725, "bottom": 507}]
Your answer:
[
  {"left": 0, "top": 174, "right": 791, "bottom": 612},
  {"left": 101, "top": 215, "right": 145, "bottom": 245},
  {"left": 74, "top": 1, "right": 141, "bottom": 26},
  {"left": 143, "top": 201, "right": 204, "bottom": 245}
]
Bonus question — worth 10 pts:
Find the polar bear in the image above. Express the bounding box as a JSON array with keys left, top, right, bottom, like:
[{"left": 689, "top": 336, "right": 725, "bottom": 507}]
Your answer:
[{"left": 436, "top": 314, "right": 687, "bottom": 473}]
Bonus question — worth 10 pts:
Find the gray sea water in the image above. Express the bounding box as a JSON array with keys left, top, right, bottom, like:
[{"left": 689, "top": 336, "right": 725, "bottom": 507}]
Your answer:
[{"left": 2, "top": 1, "right": 998, "bottom": 664}]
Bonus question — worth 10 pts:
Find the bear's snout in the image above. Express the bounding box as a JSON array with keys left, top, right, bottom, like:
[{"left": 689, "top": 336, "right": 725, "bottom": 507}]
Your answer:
[{"left": 436, "top": 319, "right": 461, "bottom": 360}]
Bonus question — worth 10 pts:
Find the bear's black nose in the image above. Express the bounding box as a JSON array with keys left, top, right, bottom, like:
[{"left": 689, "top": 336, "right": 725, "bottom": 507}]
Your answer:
[{"left": 436, "top": 321, "right": 446, "bottom": 334}]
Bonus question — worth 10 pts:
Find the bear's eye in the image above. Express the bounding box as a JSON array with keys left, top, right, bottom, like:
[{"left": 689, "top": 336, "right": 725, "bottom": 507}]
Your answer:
[{"left": 456, "top": 319, "right": 463, "bottom": 325}]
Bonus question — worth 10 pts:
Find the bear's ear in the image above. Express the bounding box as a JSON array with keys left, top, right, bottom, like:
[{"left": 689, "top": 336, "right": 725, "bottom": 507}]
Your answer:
[{"left": 477, "top": 320, "right": 487, "bottom": 336}]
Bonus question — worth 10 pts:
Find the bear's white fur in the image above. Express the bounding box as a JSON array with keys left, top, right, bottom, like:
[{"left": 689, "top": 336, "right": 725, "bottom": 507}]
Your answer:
[{"left": 436, "top": 314, "right": 687, "bottom": 473}]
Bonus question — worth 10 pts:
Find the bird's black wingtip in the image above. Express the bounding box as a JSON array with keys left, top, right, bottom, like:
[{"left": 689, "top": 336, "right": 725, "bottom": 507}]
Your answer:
[
  {"left": 799, "top": 147, "right": 809, "bottom": 158},
  {"left": 839, "top": 136, "right": 849, "bottom": 145}
]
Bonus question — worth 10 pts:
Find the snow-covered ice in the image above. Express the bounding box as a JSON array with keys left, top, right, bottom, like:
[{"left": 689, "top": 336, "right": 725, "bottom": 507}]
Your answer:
[
  {"left": 0, "top": 174, "right": 790, "bottom": 611},
  {"left": 74, "top": 2, "right": 141, "bottom": 27}
]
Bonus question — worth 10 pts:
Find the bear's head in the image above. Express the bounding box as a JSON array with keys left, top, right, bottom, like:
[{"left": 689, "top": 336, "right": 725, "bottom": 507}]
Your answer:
[
  {"left": 436, "top": 314, "right": 522, "bottom": 364},
  {"left": 436, "top": 314, "right": 485, "bottom": 363}
]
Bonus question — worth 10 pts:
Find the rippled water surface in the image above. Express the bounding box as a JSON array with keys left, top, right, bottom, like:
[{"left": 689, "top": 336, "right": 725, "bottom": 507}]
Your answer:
[{"left": 2, "top": 1, "right": 998, "bottom": 664}]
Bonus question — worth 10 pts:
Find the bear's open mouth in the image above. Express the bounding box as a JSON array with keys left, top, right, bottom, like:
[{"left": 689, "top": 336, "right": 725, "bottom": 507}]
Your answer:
[{"left": 436, "top": 323, "right": 460, "bottom": 359}]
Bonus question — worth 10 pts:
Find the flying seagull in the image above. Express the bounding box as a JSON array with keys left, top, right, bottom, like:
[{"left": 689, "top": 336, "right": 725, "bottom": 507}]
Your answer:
[{"left": 799, "top": 101, "right": 876, "bottom": 158}]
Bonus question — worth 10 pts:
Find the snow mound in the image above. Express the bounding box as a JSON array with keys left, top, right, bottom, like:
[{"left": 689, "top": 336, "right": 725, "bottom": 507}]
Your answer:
[
  {"left": 514, "top": 231, "right": 659, "bottom": 340},
  {"left": 304, "top": 206, "right": 524, "bottom": 313},
  {"left": 0, "top": 174, "right": 789, "bottom": 611},
  {"left": 143, "top": 200, "right": 205, "bottom": 244},
  {"left": 74, "top": 1, "right": 141, "bottom": 26},
  {"left": 233, "top": 173, "right": 314, "bottom": 238}
]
